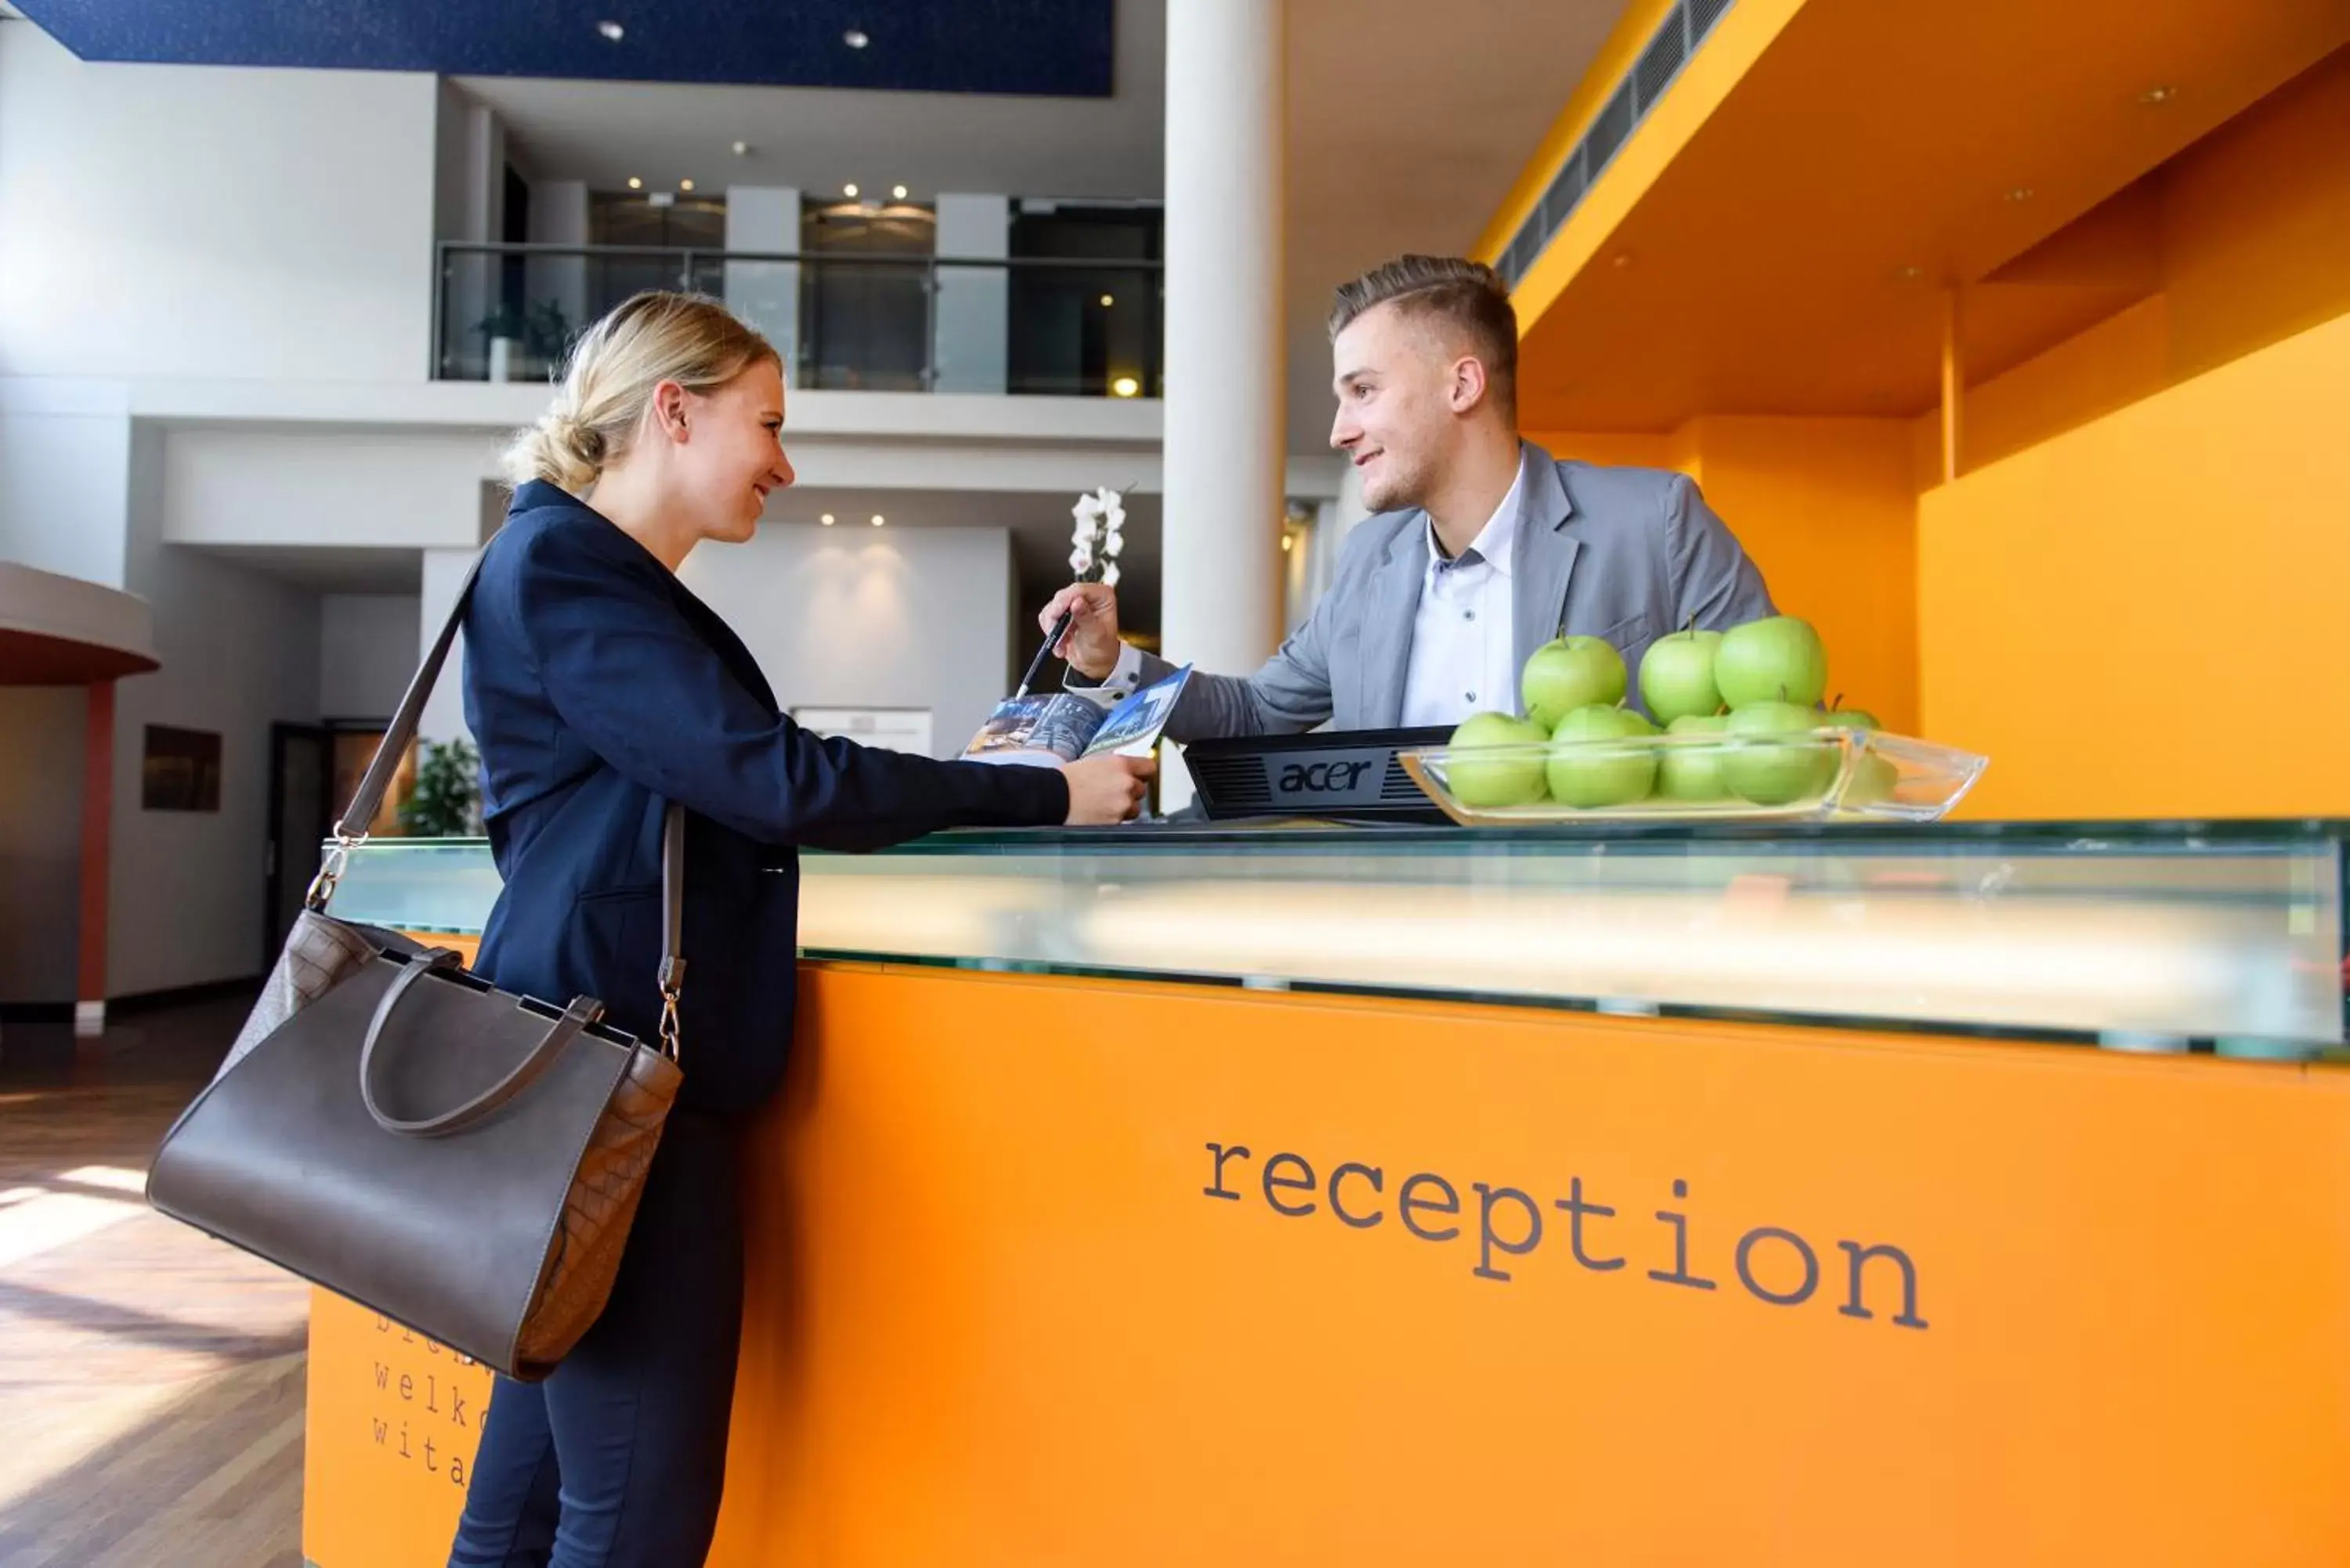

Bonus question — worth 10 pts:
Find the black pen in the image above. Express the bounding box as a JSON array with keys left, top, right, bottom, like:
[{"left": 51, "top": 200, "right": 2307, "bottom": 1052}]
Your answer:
[{"left": 1014, "top": 606, "right": 1076, "bottom": 699}]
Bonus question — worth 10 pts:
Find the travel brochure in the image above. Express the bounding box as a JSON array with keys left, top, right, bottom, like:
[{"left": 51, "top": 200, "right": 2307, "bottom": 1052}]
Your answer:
[{"left": 963, "top": 664, "right": 1192, "bottom": 768}]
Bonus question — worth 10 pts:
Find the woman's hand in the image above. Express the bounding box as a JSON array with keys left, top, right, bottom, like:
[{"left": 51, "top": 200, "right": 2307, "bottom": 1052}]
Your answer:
[{"left": 1062, "top": 753, "right": 1155, "bottom": 825}]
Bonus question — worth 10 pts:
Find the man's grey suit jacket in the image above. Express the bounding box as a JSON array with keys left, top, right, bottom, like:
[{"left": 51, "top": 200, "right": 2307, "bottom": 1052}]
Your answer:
[{"left": 1083, "top": 444, "right": 1776, "bottom": 739}]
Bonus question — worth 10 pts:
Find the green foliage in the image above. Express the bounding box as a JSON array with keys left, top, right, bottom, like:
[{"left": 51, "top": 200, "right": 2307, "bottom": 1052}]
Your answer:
[{"left": 398, "top": 738, "right": 482, "bottom": 838}]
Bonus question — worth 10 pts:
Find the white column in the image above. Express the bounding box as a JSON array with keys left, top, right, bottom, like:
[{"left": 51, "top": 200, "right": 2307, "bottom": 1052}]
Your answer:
[
  {"left": 1160, "top": 0, "right": 1285, "bottom": 809},
  {"left": 526, "top": 179, "right": 590, "bottom": 369},
  {"left": 725, "top": 186, "right": 802, "bottom": 381},
  {"left": 934, "top": 193, "right": 1010, "bottom": 395},
  {"left": 448, "top": 104, "right": 507, "bottom": 378},
  {"left": 418, "top": 547, "right": 475, "bottom": 746}
]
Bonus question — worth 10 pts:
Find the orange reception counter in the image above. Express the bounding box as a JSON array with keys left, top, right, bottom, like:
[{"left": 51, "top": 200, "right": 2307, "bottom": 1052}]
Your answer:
[{"left": 306, "top": 820, "right": 2349, "bottom": 1566}]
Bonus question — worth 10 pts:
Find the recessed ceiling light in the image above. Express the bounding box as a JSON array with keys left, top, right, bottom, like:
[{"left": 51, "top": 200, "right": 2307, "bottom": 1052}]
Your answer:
[
  {"left": 819, "top": 513, "right": 835, "bottom": 526},
  {"left": 891, "top": 184, "right": 909, "bottom": 200},
  {"left": 844, "top": 28, "right": 870, "bottom": 49},
  {"left": 1894, "top": 264, "right": 1925, "bottom": 281},
  {"left": 627, "top": 176, "right": 642, "bottom": 190},
  {"left": 679, "top": 178, "right": 695, "bottom": 192},
  {"left": 2005, "top": 186, "right": 2034, "bottom": 202},
  {"left": 870, "top": 513, "right": 886, "bottom": 527},
  {"left": 1111, "top": 375, "right": 1141, "bottom": 398},
  {"left": 1100, "top": 293, "right": 1115, "bottom": 307},
  {"left": 843, "top": 182, "right": 859, "bottom": 198},
  {"left": 596, "top": 20, "right": 624, "bottom": 42},
  {"left": 2138, "top": 85, "right": 2178, "bottom": 106},
  {"left": 731, "top": 140, "right": 751, "bottom": 157}
]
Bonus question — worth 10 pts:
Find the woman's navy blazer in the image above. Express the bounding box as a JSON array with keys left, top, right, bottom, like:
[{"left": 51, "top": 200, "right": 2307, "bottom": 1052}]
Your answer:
[{"left": 461, "top": 481, "right": 1069, "bottom": 1115}]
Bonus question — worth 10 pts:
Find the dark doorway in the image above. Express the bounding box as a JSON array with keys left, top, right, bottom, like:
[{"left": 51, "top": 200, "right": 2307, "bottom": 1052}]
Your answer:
[
  {"left": 264, "top": 724, "right": 332, "bottom": 965},
  {"left": 1009, "top": 204, "right": 1162, "bottom": 397},
  {"left": 264, "top": 721, "right": 415, "bottom": 968}
]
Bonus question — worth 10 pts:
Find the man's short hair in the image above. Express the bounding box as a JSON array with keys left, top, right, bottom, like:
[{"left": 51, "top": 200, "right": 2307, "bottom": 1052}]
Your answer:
[{"left": 1328, "top": 255, "right": 1518, "bottom": 421}]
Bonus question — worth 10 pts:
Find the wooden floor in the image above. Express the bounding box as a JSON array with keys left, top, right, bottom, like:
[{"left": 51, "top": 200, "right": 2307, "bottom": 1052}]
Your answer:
[{"left": 0, "top": 993, "right": 312, "bottom": 1568}]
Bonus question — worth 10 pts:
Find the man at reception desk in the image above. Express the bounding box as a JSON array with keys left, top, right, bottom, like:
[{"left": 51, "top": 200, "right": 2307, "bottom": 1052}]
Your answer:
[{"left": 1041, "top": 256, "right": 1775, "bottom": 732}]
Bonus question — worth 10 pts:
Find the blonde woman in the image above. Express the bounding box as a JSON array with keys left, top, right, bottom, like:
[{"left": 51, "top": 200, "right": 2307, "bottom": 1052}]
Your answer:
[{"left": 446, "top": 292, "right": 1150, "bottom": 1567}]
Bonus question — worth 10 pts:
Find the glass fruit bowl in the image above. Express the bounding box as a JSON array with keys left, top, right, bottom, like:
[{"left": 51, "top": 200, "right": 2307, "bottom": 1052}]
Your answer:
[{"left": 1399, "top": 728, "right": 1989, "bottom": 826}]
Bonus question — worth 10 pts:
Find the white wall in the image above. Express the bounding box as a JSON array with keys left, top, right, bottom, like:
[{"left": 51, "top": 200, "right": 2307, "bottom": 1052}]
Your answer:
[
  {"left": 162, "top": 430, "right": 494, "bottom": 548},
  {"left": 107, "top": 428, "right": 324, "bottom": 997},
  {"left": 321, "top": 594, "right": 423, "bottom": 719},
  {"left": 433, "top": 79, "right": 477, "bottom": 247},
  {"left": 418, "top": 547, "right": 477, "bottom": 745},
  {"left": 0, "top": 23, "right": 439, "bottom": 383},
  {"left": 678, "top": 525, "right": 1012, "bottom": 758},
  {"left": 0, "top": 399, "right": 131, "bottom": 587},
  {"left": 0, "top": 688, "right": 89, "bottom": 1003}
]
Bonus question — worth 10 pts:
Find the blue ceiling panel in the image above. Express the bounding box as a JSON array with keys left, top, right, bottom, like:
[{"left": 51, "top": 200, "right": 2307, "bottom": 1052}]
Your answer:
[{"left": 9, "top": 1, "right": 1115, "bottom": 97}]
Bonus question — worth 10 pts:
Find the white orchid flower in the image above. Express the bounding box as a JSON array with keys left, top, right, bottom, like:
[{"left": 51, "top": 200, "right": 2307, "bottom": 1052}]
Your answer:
[{"left": 1066, "top": 484, "right": 1131, "bottom": 582}]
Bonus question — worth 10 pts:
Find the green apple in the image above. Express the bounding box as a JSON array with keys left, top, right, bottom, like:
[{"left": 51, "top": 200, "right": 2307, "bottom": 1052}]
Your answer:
[
  {"left": 1638, "top": 627, "right": 1725, "bottom": 725},
  {"left": 1658, "top": 713, "right": 1730, "bottom": 801},
  {"left": 1444, "top": 712, "right": 1549, "bottom": 808},
  {"left": 1716, "top": 616, "right": 1829, "bottom": 710},
  {"left": 1546, "top": 704, "right": 1658, "bottom": 808},
  {"left": 1521, "top": 636, "right": 1627, "bottom": 731},
  {"left": 1820, "top": 698, "right": 1880, "bottom": 732},
  {"left": 1722, "top": 700, "right": 1835, "bottom": 806}
]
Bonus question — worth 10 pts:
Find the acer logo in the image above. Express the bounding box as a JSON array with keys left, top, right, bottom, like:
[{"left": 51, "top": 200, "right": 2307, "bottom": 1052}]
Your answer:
[{"left": 1277, "top": 760, "right": 1373, "bottom": 793}]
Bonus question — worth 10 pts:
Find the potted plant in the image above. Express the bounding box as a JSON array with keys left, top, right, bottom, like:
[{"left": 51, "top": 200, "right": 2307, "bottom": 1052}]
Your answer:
[
  {"left": 475, "top": 304, "right": 526, "bottom": 382},
  {"left": 398, "top": 738, "right": 483, "bottom": 837},
  {"left": 522, "top": 298, "right": 573, "bottom": 367}
]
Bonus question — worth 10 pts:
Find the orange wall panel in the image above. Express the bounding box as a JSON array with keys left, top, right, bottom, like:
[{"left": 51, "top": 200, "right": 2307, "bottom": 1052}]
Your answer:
[
  {"left": 1918, "top": 49, "right": 2350, "bottom": 474},
  {"left": 1528, "top": 421, "right": 1920, "bottom": 733},
  {"left": 308, "top": 961, "right": 2350, "bottom": 1566},
  {"left": 1677, "top": 417, "right": 1920, "bottom": 734},
  {"left": 1522, "top": 428, "right": 1687, "bottom": 471},
  {"left": 1926, "top": 295, "right": 2174, "bottom": 476},
  {"left": 1918, "top": 309, "right": 2350, "bottom": 818},
  {"left": 2161, "top": 50, "right": 2350, "bottom": 385}
]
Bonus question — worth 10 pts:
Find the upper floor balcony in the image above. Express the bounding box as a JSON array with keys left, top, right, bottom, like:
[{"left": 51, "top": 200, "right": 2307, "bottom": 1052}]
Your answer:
[{"left": 436, "top": 243, "right": 1164, "bottom": 399}]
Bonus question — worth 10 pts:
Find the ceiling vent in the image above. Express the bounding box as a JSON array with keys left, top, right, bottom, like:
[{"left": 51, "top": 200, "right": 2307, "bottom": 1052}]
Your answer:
[{"left": 1495, "top": 0, "right": 1733, "bottom": 289}]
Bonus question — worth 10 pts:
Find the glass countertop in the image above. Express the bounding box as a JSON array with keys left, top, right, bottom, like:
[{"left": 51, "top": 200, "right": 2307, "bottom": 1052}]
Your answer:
[{"left": 324, "top": 819, "right": 2350, "bottom": 1061}]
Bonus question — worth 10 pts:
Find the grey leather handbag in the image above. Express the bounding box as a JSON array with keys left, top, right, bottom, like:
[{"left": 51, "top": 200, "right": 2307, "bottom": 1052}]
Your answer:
[{"left": 146, "top": 560, "right": 685, "bottom": 1380}]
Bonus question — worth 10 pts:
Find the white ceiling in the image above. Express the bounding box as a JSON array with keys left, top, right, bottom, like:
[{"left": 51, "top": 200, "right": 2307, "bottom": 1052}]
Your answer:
[
  {"left": 460, "top": 0, "right": 1621, "bottom": 455},
  {"left": 198, "top": 545, "right": 425, "bottom": 596}
]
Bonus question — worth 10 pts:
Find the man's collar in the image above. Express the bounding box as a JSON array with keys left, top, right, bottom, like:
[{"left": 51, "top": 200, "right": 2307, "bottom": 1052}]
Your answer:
[{"left": 1423, "top": 446, "right": 1528, "bottom": 577}]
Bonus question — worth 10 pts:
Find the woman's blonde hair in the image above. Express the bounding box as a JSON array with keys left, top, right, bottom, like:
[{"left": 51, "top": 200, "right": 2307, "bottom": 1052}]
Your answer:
[{"left": 502, "top": 291, "right": 780, "bottom": 493}]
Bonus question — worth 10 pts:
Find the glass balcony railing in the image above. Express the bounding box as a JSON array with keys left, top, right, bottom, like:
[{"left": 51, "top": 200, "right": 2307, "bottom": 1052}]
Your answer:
[{"left": 435, "top": 241, "right": 1164, "bottom": 398}]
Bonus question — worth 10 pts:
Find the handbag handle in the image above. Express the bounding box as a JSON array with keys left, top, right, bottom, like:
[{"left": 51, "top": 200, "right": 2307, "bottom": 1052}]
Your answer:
[
  {"left": 308, "top": 546, "right": 688, "bottom": 1061},
  {"left": 359, "top": 948, "right": 607, "bottom": 1138}
]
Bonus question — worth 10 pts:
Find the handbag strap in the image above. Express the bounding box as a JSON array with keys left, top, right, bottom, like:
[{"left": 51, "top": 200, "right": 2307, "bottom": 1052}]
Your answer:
[
  {"left": 358, "top": 949, "right": 607, "bottom": 1137},
  {"left": 311, "top": 547, "right": 688, "bottom": 1061},
  {"left": 656, "top": 802, "right": 685, "bottom": 1057},
  {"left": 334, "top": 555, "right": 485, "bottom": 843}
]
